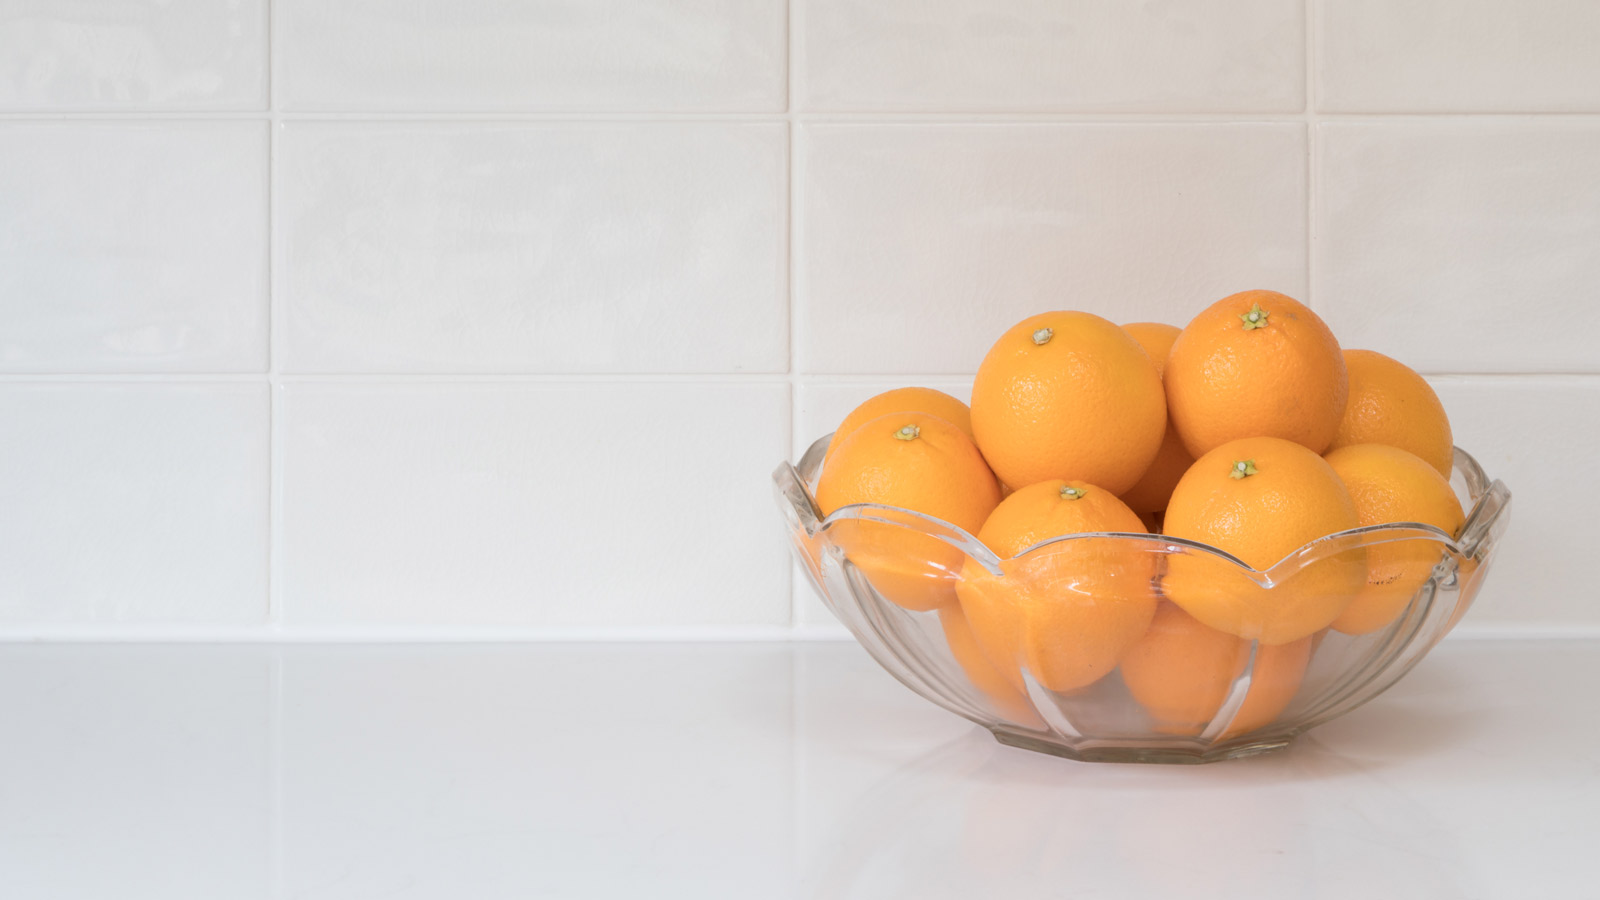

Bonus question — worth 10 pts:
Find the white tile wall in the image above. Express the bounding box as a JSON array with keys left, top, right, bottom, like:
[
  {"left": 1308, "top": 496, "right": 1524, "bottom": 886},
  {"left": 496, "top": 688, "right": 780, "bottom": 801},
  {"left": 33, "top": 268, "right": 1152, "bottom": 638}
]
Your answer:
[
  {"left": 0, "top": 385, "right": 270, "bottom": 625},
  {"left": 1, "top": 0, "right": 1595, "bottom": 636},
  {"left": 798, "top": 123, "right": 1307, "bottom": 374},
  {"left": 1427, "top": 378, "right": 1599, "bottom": 628},
  {"left": 277, "top": 122, "right": 787, "bottom": 373},
  {"left": 798, "top": 0, "right": 1305, "bottom": 112},
  {"left": 1318, "top": 0, "right": 1600, "bottom": 112},
  {"left": 276, "top": 0, "right": 787, "bottom": 111},
  {"left": 0, "top": 123, "right": 269, "bottom": 372},
  {"left": 279, "top": 382, "right": 790, "bottom": 628},
  {"left": 1317, "top": 121, "right": 1600, "bottom": 373},
  {"left": 0, "top": 0, "right": 267, "bottom": 110}
]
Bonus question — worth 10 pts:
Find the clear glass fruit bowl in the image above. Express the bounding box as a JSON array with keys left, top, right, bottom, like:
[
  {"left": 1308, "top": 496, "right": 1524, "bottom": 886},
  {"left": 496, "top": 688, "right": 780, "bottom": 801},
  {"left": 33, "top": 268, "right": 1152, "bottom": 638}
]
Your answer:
[{"left": 774, "top": 435, "right": 1512, "bottom": 764}]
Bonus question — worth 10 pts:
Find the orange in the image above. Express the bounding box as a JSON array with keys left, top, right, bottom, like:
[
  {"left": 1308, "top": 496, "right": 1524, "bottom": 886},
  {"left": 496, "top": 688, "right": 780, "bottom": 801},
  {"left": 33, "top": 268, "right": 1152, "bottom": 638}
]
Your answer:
[
  {"left": 970, "top": 311, "right": 1167, "bottom": 495},
  {"left": 1166, "top": 290, "right": 1349, "bottom": 457},
  {"left": 1120, "top": 604, "right": 1314, "bottom": 738},
  {"left": 1328, "top": 349, "right": 1454, "bottom": 478},
  {"left": 1125, "top": 437, "right": 1191, "bottom": 516},
  {"left": 956, "top": 480, "right": 1157, "bottom": 693},
  {"left": 938, "top": 604, "right": 1042, "bottom": 727},
  {"left": 1324, "top": 444, "right": 1466, "bottom": 635},
  {"left": 1119, "top": 322, "right": 1197, "bottom": 515},
  {"left": 1120, "top": 321, "right": 1184, "bottom": 377},
  {"left": 1122, "top": 322, "right": 1183, "bottom": 378},
  {"left": 1162, "top": 436, "right": 1365, "bottom": 644},
  {"left": 816, "top": 412, "right": 1000, "bottom": 611},
  {"left": 825, "top": 387, "right": 974, "bottom": 461}
]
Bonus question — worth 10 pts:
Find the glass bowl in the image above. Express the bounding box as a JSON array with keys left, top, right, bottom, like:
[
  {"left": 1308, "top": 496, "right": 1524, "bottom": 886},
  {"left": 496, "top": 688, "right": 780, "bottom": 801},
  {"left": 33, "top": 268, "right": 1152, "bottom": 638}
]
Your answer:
[{"left": 774, "top": 435, "right": 1511, "bottom": 764}]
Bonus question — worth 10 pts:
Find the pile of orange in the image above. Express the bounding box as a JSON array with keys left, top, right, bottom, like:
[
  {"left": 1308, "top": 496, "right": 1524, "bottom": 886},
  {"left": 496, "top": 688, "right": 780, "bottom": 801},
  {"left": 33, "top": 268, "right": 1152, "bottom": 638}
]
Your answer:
[{"left": 814, "top": 290, "right": 1465, "bottom": 735}]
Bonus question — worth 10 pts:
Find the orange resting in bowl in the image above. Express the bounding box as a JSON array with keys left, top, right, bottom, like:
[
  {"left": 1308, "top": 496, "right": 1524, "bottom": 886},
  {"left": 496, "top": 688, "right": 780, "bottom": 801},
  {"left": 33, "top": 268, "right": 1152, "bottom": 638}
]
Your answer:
[
  {"left": 938, "top": 604, "right": 1043, "bottom": 728},
  {"left": 1324, "top": 443, "right": 1466, "bottom": 635},
  {"left": 970, "top": 311, "right": 1167, "bottom": 495},
  {"left": 1328, "top": 349, "right": 1455, "bottom": 478},
  {"left": 1118, "top": 321, "right": 1195, "bottom": 516},
  {"left": 1120, "top": 603, "right": 1314, "bottom": 738},
  {"left": 825, "top": 387, "right": 975, "bottom": 461},
  {"left": 816, "top": 412, "right": 1000, "bottom": 611},
  {"left": 1162, "top": 436, "right": 1366, "bottom": 644},
  {"left": 957, "top": 481, "right": 1157, "bottom": 693},
  {"left": 1165, "top": 290, "right": 1348, "bottom": 458}
]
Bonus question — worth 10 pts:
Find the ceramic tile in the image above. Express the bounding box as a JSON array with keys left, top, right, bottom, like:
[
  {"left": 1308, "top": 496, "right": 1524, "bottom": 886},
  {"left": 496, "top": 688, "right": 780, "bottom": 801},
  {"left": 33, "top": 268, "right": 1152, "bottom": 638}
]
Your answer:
[
  {"left": 798, "top": 0, "right": 1303, "bottom": 111},
  {"left": 0, "top": 384, "right": 269, "bottom": 624},
  {"left": 1318, "top": 122, "right": 1600, "bottom": 373},
  {"left": 798, "top": 124, "right": 1308, "bottom": 373},
  {"left": 0, "top": 0, "right": 266, "bottom": 109},
  {"left": 278, "top": 123, "right": 787, "bottom": 374},
  {"left": 277, "top": 0, "right": 785, "bottom": 111},
  {"left": 1428, "top": 377, "right": 1599, "bottom": 627},
  {"left": 1319, "top": 0, "right": 1600, "bottom": 111},
  {"left": 0, "top": 123, "right": 267, "bottom": 372},
  {"left": 279, "top": 382, "right": 790, "bottom": 627}
]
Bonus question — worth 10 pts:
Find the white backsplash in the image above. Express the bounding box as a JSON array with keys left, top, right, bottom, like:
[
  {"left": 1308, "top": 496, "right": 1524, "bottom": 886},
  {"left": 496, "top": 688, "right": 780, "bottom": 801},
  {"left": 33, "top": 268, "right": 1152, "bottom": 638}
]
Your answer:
[{"left": 1, "top": 0, "right": 1595, "bottom": 635}]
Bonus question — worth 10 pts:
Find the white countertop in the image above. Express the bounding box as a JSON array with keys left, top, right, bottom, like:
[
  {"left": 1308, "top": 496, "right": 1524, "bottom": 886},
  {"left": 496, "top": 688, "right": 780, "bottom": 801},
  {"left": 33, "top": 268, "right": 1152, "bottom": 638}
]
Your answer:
[{"left": 1, "top": 639, "right": 1596, "bottom": 899}]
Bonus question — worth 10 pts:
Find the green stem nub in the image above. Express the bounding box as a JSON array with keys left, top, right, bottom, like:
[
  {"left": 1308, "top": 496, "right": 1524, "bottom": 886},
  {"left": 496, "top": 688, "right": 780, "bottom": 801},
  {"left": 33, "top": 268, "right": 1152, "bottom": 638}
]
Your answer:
[
  {"left": 895, "top": 424, "right": 921, "bottom": 441},
  {"left": 1240, "top": 303, "right": 1269, "bottom": 331},
  {"left": 1032, "top": 327, "right": 1054, "bottom": 346},
  {"left": 1229, "top": 459, "right": 1259, "bottom": 479},
  {"left": 1059, "top": 485, "right": 1087, "bottom": 500}
]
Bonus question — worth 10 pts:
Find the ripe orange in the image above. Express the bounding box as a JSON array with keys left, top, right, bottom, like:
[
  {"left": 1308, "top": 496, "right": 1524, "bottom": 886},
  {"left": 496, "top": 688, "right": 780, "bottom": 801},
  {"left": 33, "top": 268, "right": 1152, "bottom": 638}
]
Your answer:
[
  {"left": 1120, "top": 604, "right": 1314, "bottom": 737},
  {"left": 1119, "top": 322, "right": 1196, "bottom": 515},
  {"left": 1328, "top": 349, "right": 1454, "bottom": 478},
  {"left": 1324, "top": 443, "right": 1466, "bottom": 635},
  {"left": 1162, "top": 436, "right": 1365, "bottom": 644},
  {"left": 938, "top": 604, "right": 1042, "bottom": 727},
  {"left": 1122, "top": 322, "right": 1182, "bottom": 377},
  {"left": 970, "top": 312, "right": 1167, "bottom": 495},
  {"left": 1166, "top": 290, "right": 1349, "bottom": 457},
  {"left": 825, "top": 387, "right": 974, "bottom": 461},
  {"left": 816, "top": 412, "right": 1001, "bottom": 611},
  {"left": 956, "top": 480, "right": 1157, "bottom": 693}
]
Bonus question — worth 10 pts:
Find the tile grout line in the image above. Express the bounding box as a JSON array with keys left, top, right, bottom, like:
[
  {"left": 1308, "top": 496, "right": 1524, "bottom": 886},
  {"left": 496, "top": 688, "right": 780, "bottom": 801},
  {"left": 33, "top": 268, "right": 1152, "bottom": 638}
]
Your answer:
[
  {"left": 0, "top": 625, "right": 850, "bottom": 641},
  {"left": 0, "top": 372, "right": 798, "bottom": 383},
  {"left": 267, "top": 0, "right": 284, "bottom": 638},
  {"left": 267, "top": 5, "right": 287, "bottom": 899},
  {"left": 4, "top": 370, "right": 1600, "bottom": 383},
  {"left": 786, "top": 0, "right": 801, "bottom": 633},
  {"left": 7, "top": 110, "right": 1600, "bottom": 122},
  {"left": 0, "top": 624, "right": 1594, "bottom": 642},
  {"left": 1305, "top": 0, "right": 1320, "bottom": 313}
]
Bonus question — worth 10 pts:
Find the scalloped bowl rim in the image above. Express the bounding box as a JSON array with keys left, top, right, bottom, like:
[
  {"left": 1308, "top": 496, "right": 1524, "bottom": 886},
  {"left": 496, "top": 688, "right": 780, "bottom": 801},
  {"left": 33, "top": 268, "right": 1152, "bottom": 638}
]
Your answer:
[{"left": 785, "top": 434, "right": 1509, "bottom": 581}]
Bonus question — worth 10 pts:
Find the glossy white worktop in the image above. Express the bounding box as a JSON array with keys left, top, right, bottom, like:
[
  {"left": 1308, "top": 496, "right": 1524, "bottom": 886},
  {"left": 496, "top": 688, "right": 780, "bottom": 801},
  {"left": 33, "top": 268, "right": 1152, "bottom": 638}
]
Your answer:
[{"left": 1, "top": 639, "right": 1595, "bottom": 899}]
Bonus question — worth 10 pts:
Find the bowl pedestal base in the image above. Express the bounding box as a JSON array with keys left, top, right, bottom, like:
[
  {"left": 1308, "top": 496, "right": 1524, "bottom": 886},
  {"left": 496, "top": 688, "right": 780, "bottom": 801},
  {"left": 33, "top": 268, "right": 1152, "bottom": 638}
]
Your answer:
[{"left": 990, "top": 727, "right": 1294, "bottom": 765}]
